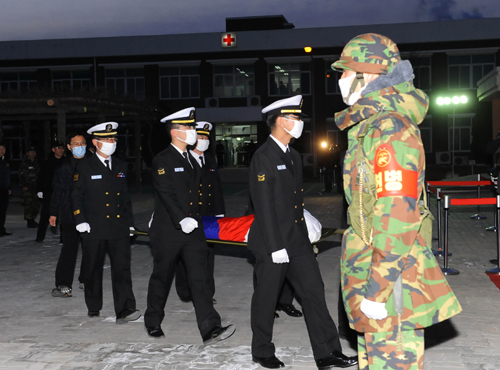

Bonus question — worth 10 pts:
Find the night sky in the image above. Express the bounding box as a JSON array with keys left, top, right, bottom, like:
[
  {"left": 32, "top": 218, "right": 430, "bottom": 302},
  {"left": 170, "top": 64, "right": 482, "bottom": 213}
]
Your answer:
[{"left": 0, "top": 0, "right": 497, "bottom": 41}]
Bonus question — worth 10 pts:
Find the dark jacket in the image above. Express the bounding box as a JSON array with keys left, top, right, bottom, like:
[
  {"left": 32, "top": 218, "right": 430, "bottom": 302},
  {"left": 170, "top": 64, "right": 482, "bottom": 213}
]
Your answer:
[
  {"left": 248, "top": 136, "right": 310, "bottom": 257},
  {"left": 149, "top": 145, "right": 204, "bottom": 242},
  {"left": 0, "top": 156, "right": 10, "bottom": 190},
  {"left": 198, "top": 151, "right": 225, "bottom": 216},
  {"left": 71, "top": 154, "right": 133, "bottom": 240},
  {"left": 36, "top": 153, "right": 64, "bottom": 196},
  {"left": 50, "top": 156, "right": 82, "bottom": 222}
]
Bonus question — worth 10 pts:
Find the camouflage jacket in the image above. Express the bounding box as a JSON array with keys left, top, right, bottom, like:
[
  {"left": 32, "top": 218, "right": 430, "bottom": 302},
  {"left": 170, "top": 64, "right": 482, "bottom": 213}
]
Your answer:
[
  {"left": 336, "top": 61, "right": 462, "bottom": 333},
  {"left": 18, "top": 158, "right": 40, "bottom": 191}
]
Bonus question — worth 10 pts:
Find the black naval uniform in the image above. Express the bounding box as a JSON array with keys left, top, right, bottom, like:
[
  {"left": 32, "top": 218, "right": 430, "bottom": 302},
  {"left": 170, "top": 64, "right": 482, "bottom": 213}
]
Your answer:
[
  {"left": 71, "top": 154, "right": 136, "bottom": 317},
  {"left": 175, "top": 150, "right": 225, "bottom": 301},
  {"left": 248, "top": 136, "right": 342, "bottom": 360},
  {"left": 145, "top": 144, "right": 222, "bottom": 337},
  {"left": 50, "top": 155, "right": 85, "bottom": 289}
]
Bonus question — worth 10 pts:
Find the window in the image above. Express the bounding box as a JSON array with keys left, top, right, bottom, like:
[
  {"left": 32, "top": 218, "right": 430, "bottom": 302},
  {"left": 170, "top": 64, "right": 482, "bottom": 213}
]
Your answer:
[
  {"left": 105, "top": 68, "right": 145, "bottom": 99},
  {"left": 325, "top": 61, "right": 342, "bottom": 94},
  {"left": 160, "top": 66, "right": 200, "bottom": 99},
  {"left": 448, "top": 54, "right": 495, "bottom": 89},
  {"left": 0, "top": 71, "right": 37, "bottom": 92},
  {"left": 213, "top": 64, "right": 254, "bottom": 97},
  {"left": 268, "top": 62, "right": 310, "bottom": 96},
  {"left": 448, "top": 114, "right": 474, "bottom": 152},
  {"left": 419, "top": 116, "right": 432, "bottom": 153},
  {"left": 412, "top": 57, "right": 431, "bottom": 91},
  {"left": 52, "top": 69, "right": 91, "bottom": 92}
]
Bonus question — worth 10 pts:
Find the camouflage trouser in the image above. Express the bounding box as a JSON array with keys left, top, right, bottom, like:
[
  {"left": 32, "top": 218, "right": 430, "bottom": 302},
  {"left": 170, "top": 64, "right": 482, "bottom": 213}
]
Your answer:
[
  {"left": 23, "top": 191, "right": 40, "bottom": 220},
  {"left": 358, "top": 328, "right": 424, "bottom": 370}
]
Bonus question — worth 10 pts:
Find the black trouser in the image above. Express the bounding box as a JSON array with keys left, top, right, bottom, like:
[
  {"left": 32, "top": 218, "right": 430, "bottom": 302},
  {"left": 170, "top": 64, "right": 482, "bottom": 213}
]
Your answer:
[
  {"left": 81, "top": 236, "right": 136, "bottom": 316},
  {"left": 55, "top": 222, "right": 84, "bottom": 289},
  {"left": 175, "top": 243, "right": 215, "bottom": 301},
  {"left": 0, "top": 188, "right": 8, "bottom": 233},
  {"left": 252, "top": 270, "right": 296, "bottom": 307},
  {"left": 251, "top": 252, "right": 342, "bottom": 360},
  {"left": 36, "top": 195, "right": 52, "bottom": 241},
  {"left": 145, "top": 235, "right": 221, "bottom": 338}
]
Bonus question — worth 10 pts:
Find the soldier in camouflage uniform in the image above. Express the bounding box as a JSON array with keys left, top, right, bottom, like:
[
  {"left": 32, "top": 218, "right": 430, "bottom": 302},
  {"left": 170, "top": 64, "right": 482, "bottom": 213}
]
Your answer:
[
  {"left": 19, "top": 147, "right": 41, "bottom": 228},
  {"left": 332, "top": 33, "right": 462, "bottom": 369}
]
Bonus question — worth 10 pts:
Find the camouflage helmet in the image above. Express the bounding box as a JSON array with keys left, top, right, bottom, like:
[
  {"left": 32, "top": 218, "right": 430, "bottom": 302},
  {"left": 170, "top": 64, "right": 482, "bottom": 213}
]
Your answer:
[{"left": 332, "top": 33, "right": 400, "bottom": 74}]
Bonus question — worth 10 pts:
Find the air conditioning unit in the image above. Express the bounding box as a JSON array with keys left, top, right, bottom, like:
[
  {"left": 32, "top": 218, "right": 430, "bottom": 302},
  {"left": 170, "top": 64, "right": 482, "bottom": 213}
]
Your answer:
[
  {"left": 302, "top": 153, "right": 314, "bottom": 167},
  {"left": 247, "top": 95, "right": 261, "bottom": 107},
  {"left": 205, "top": 97, "right": 219, "bottom": 108},
  {"left": 454, "top": 156, "right": 468, "bottom": 166},
  {"left": 436, "top": 151, "right": 451, "bottom": 165}
]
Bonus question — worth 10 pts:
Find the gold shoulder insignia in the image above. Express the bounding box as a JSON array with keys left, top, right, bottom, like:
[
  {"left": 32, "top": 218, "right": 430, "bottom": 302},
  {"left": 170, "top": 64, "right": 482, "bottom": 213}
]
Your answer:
[
  {"left": 73, "top": 174, "right": 79, "bottom": 181},
  {"left": 74, "top": 209, "right": 80, "bottom": 215},
  {"left": 158, "top": 168, "right": 165, "bottom": 175},
  {"left": 257, "top": 173, "right": 265, "bottom": 182}
]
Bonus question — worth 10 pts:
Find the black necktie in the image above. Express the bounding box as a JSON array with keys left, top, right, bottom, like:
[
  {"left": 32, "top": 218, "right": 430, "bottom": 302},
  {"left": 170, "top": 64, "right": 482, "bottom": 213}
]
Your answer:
[
  {"left": 286, "top": 148, "right": 293, "bottom": 165},
  {"left": 199, "top": 155, "right": 204, "bottom": 167},
  {"left": 104, "top": 159, "right": 111, "bottom": 171},
  {"left": 182, "top": 152, "right": 192, "bottom": 167}
]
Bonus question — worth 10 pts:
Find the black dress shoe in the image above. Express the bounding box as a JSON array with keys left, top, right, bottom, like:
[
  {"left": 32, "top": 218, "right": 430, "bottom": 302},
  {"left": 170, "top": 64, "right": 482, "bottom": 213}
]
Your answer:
[
  {"left": 202, "top": 324, "right": 236, "bottom": 345},
  {"left": 116, "top": 309, "right": 141, "bottom": 324},
  {"left": 276, "top": 303, "right": 303, "bottom": 317},
  {"left": 145, "top": 325, "right": 165, "bottom": 338},
  {"left": 87, "top": 310, "right": 100, "bottom": 317},
  {"left": 252, "top": 355, "right": 285, "bottom": 369},
  {"left": 316, "top": 351, "right": 358, "bottom": 369}
]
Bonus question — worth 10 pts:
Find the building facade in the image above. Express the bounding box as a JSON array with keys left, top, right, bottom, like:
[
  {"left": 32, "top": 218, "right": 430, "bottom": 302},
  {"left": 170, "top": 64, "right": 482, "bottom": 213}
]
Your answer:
[{"left": 1, "top": 16, "right": 500, "bottom": 176}]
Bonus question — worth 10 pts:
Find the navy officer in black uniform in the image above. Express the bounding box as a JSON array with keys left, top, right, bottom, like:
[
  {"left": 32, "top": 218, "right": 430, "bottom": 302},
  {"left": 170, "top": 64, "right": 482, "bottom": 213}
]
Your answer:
[
  {"left": 248, "top": 96, "right": 357, "bottom": 369},
  {"left": 71, "top": 122, "right": 140, "bottom": 324},
  {"left": 175, "top": 121, "right": 225, "bottom": 303},
  {"left": 144, "top": 108, "right": 235, "bottom": 345}
]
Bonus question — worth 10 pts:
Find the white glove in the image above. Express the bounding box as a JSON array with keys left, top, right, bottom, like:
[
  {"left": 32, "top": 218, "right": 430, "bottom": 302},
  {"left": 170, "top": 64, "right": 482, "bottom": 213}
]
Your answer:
[
  {"left": 37, "top": 192, "right": 43, "bottom": 199},
  {"left": 215, "top": 214, "right": 224, "bottom": 217},
  {"left": 76, "top": 222, "right": 91, "bottom": 233},
  {"left": 179, "top": 217, "right": 198, "bottom": 234},
  {"left": 304, "top": 209, "right": 322, "bottom": 243},
  {"left": 271, "top": 248, "right": 289, "bottom": 264},
  {"left": 360, "top": 298, "right": 388, "bottom": 320},
  {"left": 130, "top": 226, "right": 135, "bottom": 237}
]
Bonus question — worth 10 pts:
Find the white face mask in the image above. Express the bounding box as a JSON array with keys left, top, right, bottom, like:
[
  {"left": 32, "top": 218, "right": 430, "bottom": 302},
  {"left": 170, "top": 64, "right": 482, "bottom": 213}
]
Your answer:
[
  {"left": 282, "top": 117, "right": 304, "bottom": 139},
  {"left": 175, "top": 129, "right": 197, "bottom": 146},
  {"left": 338, "top": 74, "right": 366, "bottom": 106},
  {"left": 97, "top": 141, "right": 116, "bottom": 156},
  {"left": 196, "top": 139, "right": 210, "bottom": 152}
]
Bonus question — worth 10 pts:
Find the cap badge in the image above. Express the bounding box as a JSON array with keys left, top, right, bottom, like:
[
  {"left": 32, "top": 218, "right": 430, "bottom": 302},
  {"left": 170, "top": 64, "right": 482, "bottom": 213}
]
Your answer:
[
  {"left": 106, "top": 124, "right": 112, "bottom": 132},
  {"left": 204, "top": 124, "right": 209, "bottom": 131},
  {"left": 189, "top": 110, "right": 194, "bottom": 119}
]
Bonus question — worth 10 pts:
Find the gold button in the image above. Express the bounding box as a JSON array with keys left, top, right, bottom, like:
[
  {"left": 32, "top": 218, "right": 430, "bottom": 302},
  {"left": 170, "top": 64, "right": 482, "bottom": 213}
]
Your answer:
[
  {"left": 117, "top": 205, "right": 120, "bottom": 207},
  {"left": 295, "top": 220, "right": 298, "bottom": 223},
  {"left": 295, "top": 205, "right": 297, "bottom": 208},
  {"left": 209, "top": 184, "right": 211, "bottom": 187},
  {"left": 294, "top": 191, "right": 296, "bottom": 194},
  {"left": 106, "top": 215, "right": 110, "bottom": 218},
  {"left": 117, "top": 193, "right": 120, "bottom": 195},
  {"left": 301, "top": 189, "right": 303, "bottom": 192},
  {"left": 200, "top": 193, "right": 202, "bottom": 196},
  {"left": 301, "top": 217, "right": 304, "bottom": 221},
  {"left": 302, "top": 203, "right": 304, "bottom": 206},
  {"left": 189, "top": 190, "right": 192, "bottom": 193},
  {"left": 106, "top": 204, "right": 109, "bottom": 207},
  {"left": 208, "top": 203, "right": 211, "bottom": 205},
  {"left": 200, "top": 184, "right": 202, "bottom": 187},
  {"left": 105, "top": 192, "right": 109, "bottom": 195},
  {"left": 190, "top": 202, "right": 193, "bottom": 205},
  {"left": 117, "top": 215, "right": 120, "bottom": 218},
  {"left": 199, "top": 202, "right": 202, "bottom": 205},
  {"left": 209, "top": 194, "right": 211, "bottom": 196}
]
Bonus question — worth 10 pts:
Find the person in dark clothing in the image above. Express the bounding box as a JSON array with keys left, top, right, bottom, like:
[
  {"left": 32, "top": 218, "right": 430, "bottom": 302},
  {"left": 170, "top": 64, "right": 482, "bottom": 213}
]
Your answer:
[
  {"left": 71, "top": 122, "right": 140, "bottom": 323},
  {"left": 175, "top": 121, "right": 225, "bottom": 304},
  {"left": 19, "top": 147, "right": 41, "bottom": 228},
  {"left": 35, "top": 141, "right": 65, "bottom": 242},
  {"left": 144, "top": 108, "right": 235, "bottom": 345},
  {"left": 216, "top": 141, "right": 225, "bottom": 169},
  {"left": 0, "top": 143, "right": 12, "bottom": 237},
  {"left": 49, "top": 133, "right": 87, "bottom": 298}
]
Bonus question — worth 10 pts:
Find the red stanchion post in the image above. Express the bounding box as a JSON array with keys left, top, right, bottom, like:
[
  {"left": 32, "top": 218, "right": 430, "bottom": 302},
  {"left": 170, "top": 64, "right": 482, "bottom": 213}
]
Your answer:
[
  {"left": 442, "top": 195, "right": 459, "bottom": 275},
  {"left": 471, "top": 174, "right": 487, "bottom": 219},
  {"left": 486, "top": 195, "right": 500, "bottom": 275}
]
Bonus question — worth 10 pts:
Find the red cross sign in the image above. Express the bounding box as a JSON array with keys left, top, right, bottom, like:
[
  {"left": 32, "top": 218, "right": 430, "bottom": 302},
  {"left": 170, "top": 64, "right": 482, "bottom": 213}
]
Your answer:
[{"left": 221, "top": 32, "right": 237, "bottom": 48}]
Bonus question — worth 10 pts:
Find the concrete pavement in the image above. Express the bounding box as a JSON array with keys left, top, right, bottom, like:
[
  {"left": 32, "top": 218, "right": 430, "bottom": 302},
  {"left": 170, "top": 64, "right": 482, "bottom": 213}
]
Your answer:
[{"left": 0, "top": 169, "right": 499, "bottom": 369}]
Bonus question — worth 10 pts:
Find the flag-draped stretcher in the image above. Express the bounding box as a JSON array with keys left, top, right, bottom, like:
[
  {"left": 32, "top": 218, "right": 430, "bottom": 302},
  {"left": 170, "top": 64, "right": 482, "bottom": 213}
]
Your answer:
[{"left": 132, "top": 213, "right": 344, "bottom": 247}]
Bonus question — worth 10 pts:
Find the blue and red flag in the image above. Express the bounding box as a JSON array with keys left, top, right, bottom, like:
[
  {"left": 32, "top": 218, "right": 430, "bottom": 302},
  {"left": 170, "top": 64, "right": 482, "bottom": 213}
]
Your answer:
[{"left": 202, "top": 215, "right": 254, "bottom": 242}]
